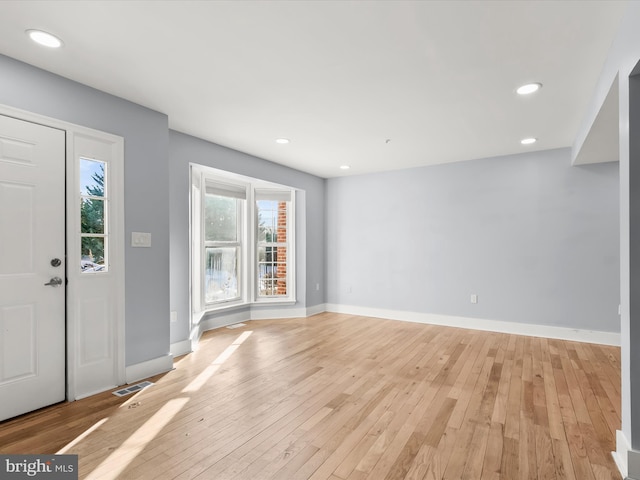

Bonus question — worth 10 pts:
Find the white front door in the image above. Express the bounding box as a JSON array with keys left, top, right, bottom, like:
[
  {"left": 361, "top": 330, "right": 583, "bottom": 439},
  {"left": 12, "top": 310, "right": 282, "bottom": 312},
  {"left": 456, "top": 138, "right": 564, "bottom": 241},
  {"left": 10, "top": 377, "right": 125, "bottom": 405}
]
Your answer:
[{"left": 0, "top": 114, "right": 66, "bottom": 421}]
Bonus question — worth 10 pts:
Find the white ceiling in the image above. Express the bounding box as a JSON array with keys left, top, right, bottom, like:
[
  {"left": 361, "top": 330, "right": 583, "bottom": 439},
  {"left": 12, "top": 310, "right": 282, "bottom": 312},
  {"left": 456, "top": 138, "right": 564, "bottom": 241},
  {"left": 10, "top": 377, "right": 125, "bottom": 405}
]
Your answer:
[{"left": 0, "top": 0, "right": 628, "bottom": 178}]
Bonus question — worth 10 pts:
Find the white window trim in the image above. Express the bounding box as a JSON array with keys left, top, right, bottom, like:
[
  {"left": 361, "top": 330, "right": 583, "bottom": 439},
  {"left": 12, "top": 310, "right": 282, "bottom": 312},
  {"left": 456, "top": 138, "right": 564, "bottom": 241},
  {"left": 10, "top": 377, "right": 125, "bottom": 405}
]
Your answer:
[
  {"left": 253, "top": 191, "right": 296, "bottom": 304},
  {"left": 190, "top": 164, "right": 296, "bottom": 322},
  {"left": 79, "top": 157, "right": 109, "bottom": 273},
  {"left": 201, "top": 179, "right": 248, "bottom": 309}
]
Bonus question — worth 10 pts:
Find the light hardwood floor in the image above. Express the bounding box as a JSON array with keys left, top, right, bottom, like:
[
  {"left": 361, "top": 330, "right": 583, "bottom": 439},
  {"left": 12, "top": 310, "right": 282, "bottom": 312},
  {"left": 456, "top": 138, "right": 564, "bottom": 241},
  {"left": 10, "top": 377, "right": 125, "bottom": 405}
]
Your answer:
[{"left": 0, "top": 313, "right": 621, "bottom": 479}]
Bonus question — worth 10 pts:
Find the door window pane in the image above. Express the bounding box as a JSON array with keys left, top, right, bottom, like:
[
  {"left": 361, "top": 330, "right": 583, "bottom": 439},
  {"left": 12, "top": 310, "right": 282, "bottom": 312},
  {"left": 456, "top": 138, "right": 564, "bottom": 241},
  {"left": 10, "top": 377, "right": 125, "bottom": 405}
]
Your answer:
[
  {"left": 80, "top": 158, "right": 107, "bottom": 273},
  {"left": 81, "top": 198, "right": 104, "bottom": 234},
  {"left": 81, "top": 237, "right": 105, "bottom": 272},
  {"left": 80, "top": 159, "right": 105, "bottom": 197}
]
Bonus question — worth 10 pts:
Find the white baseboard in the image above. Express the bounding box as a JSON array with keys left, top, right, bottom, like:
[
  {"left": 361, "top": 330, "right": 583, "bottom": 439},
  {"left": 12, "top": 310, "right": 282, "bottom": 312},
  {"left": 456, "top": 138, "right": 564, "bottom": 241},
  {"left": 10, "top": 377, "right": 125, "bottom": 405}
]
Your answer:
[
  {"left": 184, "top": 304, "right": 620, "bottom": 352},
  {"left": 187, "top": 304, "right": 325, "bottom": 348},
  {"left": 613, "top": 429, "right": 640, "bottom": 479},
  {"left": 324, "top": 304, "right": 621, "bottom": 346},
  {"left": 170, "top": 339, "right": 192, "bottom": 358},
  {"left": 74, "top": 384, "right": 119, "bottom": 401},
  {"left": 614, "top": 430, "right": 630, "bottom": 478},
  {"left": 125, "top": 354, "right": 173, "bottom": 384},
  {"left": 198, "top": 304, "right": 322, "bottom": 327},
  {"left": 200, "top": 309, "right": 251, "bottom": 333},
  {"left": 306, "top": 303, "right": 326, "bottom": 317}
]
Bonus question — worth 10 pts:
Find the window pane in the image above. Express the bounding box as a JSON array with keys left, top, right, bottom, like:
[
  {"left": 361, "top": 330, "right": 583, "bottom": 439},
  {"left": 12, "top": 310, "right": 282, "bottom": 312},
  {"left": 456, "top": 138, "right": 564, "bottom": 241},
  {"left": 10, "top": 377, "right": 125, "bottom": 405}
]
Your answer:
[
  {"left": 80, "top": 158, "right": 105, "bottom": 197},
  {"left": 80, "top": 158, "right": 107, "bottom": 274},
  {"left": 205, "top": 247, "right": 239, "bottom": 303},
  {"left": 257, "top": 200, "right": 277, "bottom": 243},
  {"left": 257, "top": 246, "right": 287, "bottom": 296},
  {"left": 81, "top": 237, "right": 106, "bottom": 272},
  {"left": 205, "top": 195, "right": 238, "bottom": 242},
  {"left": 257, "top": 199, "right": 288, "bottom": 298},
  {"left": 81, "top": 198, "right": 104, "bottom": 234},
  {"left": 258, "top": 277, "right": 287, "bottom": 296}
]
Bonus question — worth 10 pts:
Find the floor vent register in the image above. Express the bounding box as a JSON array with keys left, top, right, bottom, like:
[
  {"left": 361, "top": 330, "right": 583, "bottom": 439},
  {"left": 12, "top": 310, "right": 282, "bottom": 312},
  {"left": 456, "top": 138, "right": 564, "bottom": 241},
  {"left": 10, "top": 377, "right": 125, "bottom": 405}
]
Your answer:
[
  {"left": 112, "top": 380, "right": 154, "bottom": 397},
  {"left": 226, "top": 323, "right": 247, "bottom": 329}
]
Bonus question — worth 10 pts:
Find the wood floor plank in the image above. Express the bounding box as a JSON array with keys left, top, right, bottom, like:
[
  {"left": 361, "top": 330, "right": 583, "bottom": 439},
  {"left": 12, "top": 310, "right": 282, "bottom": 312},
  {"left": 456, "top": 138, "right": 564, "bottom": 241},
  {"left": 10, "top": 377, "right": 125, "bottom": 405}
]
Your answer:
[
  {"left": 0, "top": 314, "right": 621, "bottom": 480},
  {"left": 535, "top": 423, "right": 556, "bottom": 480},
  {"left": 542, "top": 360, "right": 565, "bottom": 441},
  {"left": 504, "top": 337, "right": 524, "bottom": 441},
  {"left": 500, "top": 436, "right": 519, "bottom": 479},
  {"left": 551, "top": 437, "right": 577, "bottom": 480},
  {"left": 443, "top": 355, "right": 496, "bottom": 479},
  {"left": 518, "top": 410, "right": 538, "bottom": 480},
  {"left": 480, "top": 421, "right": 504, "bottom": 480}
]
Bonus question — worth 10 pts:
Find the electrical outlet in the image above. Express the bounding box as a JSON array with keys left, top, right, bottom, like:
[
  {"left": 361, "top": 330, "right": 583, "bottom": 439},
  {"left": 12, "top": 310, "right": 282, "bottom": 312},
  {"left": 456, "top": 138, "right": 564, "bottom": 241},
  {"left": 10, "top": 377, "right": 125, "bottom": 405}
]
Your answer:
[
  {"left": 470, "top": 294, "right": 478, "bottom": 304},
  {"left": 170, "top": 311, "right": 177, "bottom": 323},
  {"left": 316, "top": 283, "right": 320, "bottom": 291}
]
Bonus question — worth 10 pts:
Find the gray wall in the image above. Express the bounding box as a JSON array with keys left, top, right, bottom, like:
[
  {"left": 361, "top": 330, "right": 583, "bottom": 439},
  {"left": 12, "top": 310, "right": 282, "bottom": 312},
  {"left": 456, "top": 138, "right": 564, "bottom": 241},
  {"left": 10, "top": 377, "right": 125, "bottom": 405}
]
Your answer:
[
  {"left": 168, "top": 131, "right": 325, "bottom": 345},
  {"left": 326, "top": 148, "right": 620, "bottom": 332},
  {"left": 0, "top": 54, "right": 170, "bottom": 366}
]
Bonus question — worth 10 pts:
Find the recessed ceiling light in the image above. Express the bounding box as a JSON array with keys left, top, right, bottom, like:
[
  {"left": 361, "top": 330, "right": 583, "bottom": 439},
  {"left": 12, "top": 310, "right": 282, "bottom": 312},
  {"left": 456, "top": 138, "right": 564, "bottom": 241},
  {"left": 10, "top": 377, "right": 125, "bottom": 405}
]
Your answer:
[
  {"left": 521, "top": 137, "right": 537, "bottom": 145},
  {"left": 26, "top": 29, "right": 63, "bottom": 48},
  {"left": 340, "top": 165, "right": 350, "bottom": 170},
  {"left": 516, "top": 83, "right": 542, "bottom": 95},
  {"left": 275, "top": 138, "right": 290, "bottom": 144}
]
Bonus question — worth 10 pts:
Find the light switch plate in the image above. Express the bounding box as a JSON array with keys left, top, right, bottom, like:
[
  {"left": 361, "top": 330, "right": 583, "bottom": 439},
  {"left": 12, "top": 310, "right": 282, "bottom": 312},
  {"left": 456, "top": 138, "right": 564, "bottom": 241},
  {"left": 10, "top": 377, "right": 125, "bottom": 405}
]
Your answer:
[{"left": 132, "top": 232, "right": 151, "bottom": 247}]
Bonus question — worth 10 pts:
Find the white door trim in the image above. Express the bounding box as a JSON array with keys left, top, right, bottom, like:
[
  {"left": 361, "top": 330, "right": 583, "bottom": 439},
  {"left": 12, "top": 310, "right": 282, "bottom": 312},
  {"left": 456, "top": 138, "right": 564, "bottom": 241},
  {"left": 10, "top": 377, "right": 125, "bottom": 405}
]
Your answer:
[{"left": 0, "top": 103, "right": 125, "bottom": 401}]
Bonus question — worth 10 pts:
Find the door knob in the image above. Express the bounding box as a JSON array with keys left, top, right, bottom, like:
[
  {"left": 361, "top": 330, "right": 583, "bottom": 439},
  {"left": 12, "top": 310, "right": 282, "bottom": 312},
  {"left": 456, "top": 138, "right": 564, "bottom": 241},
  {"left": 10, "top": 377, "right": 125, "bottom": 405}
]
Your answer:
[{"left": 44, "top": 277, "right": 63, "bottom": 287}]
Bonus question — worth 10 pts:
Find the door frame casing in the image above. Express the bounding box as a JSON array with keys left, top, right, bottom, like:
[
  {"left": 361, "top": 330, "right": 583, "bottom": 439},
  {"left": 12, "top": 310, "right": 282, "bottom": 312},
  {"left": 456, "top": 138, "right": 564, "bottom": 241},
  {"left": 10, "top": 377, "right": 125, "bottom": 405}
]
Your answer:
[{"left": 0, "top": 103, "right": 125, "bottom": 401}]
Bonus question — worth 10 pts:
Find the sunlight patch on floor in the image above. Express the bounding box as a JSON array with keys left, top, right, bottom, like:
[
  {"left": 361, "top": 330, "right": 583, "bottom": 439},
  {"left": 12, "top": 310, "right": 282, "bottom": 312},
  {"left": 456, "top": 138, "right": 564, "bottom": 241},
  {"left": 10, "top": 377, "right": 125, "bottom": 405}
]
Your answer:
[
  {"left": 182, "top": 331, "right": 252, "bottom": 393},
  {"left": 56, "top": 417, "right": 109, "bottom": 454},
  {"left": 78, "top": 331, "right": 252, "bottom": 478},
  {"left": 85, "top": 397, "right": 189, "bottom": 480}
]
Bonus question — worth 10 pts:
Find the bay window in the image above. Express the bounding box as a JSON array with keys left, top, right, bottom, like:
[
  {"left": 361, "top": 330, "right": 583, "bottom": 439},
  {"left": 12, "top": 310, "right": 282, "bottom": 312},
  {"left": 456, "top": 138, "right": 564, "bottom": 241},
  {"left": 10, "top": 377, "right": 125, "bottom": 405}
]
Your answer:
[{"left": 191, "top": 166, "right": 295, "bottom": 317}]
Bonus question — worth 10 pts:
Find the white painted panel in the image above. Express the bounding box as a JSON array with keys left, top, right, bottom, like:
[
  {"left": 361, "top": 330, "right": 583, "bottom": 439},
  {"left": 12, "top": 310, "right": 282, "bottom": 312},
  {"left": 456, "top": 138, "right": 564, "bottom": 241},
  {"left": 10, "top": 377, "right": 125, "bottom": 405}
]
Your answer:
[
  {"left": 0, "top": 304, "right": 35, "bottom": 382},
  {"left": 0, "top": 114, "right": 65, "bottom": 421},
  {"left": 79, "top": 297, "right": 110, "bottom": 365},
  {"left": 68, "top": 130, "right": 125, "bottom": 399},
  {"left": 0, "top": 182, "right": 34, "bottom": 274},
  {"left": 0, "top": 135, "right": 35, "bottom": 165}
]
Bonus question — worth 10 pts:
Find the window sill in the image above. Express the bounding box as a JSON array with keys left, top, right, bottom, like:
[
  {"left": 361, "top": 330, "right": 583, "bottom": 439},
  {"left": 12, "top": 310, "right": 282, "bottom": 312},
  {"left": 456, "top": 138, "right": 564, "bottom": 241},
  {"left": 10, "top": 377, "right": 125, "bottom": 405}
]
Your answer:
[
  {"left": 252, "top": 299, "right": 297, "bottom": 306},
  {"left": 203, "top": 300, "right": 248, "bottom": 314},
  {"left": 202, "top": 298, "right": 297, "bottom": 315}
]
